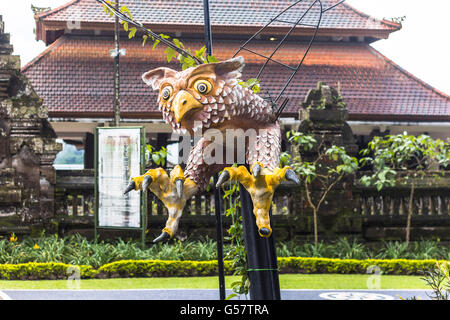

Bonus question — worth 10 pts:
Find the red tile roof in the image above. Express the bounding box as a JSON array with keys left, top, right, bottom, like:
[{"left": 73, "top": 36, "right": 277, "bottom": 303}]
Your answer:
[
  {"left": 36, "top": 0, "right": 400, "bottom": 44},
  {"left": 22, "top": 36, "right": 450, "bottom": 121}
]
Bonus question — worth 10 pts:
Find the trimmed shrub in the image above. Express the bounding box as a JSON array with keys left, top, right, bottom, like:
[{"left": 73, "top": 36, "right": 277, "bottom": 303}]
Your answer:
[
  {"left": 0, "top": 262, "right": 97, "bottom": 280},
  {"left": 277, "top": 257, "right": 446, "bottom": 275},
  {"left": 97, "top": 260, "right": 235, "bottom": 278},
  {"left": 0, "top": 258, "right": 447, "bottom": 280}
]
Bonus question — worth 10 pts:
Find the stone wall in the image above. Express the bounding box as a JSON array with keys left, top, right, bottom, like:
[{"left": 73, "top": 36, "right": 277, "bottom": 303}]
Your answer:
[
  {"left": 294, "top": 82, "right": 362, "bottom": 240},
  {"left": 0, "top": 15, "right": 61, "bottom": 235}
]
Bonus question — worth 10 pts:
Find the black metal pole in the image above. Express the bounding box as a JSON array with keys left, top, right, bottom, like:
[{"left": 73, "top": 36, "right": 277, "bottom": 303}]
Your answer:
[
  {"left": 203, "top": 0, "right": 225, "bottom": 300},
  {"left": 203, "top": 0, "right": 213, "bottom": 61},
  {"left": 240, "top": 183, "right": 281, "bottom": 300},
  {"left": 113, "top": 0, "right": 121, "bottom": 127},
  {"left": 213, "top": 176, "right": 226, "bottom": 300}
]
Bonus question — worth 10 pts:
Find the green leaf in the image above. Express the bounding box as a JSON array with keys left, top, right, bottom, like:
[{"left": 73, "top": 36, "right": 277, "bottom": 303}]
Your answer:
[
  {"left": 238, "top": 78, "right": 261, "bottom": 94},
  {"left": 120, "top": 5, "right": 132, "bottom": 17},
  {"left": 152, "top": 39, "right": 160, "bottom": 50},
  {"left": 142, "top": 35, "right": 149, "bottom": 47},
  {"left": 152, "top": 153, "right": 160, "bottom": 165},
  {"left": 207, "top": 55, "right": 219, "bottom": 63},
  {"left": 239, "top": 78, "right": 259, "bottom": 88},
  {"left": 128, "top": 27, "right": 137, "bottom": 39},
  {"left": 172, "top": 38, "right": 184, "bottom": 49},
  {"left": 181, "top": 55, "right": 197, "bottom": 70},
  {"left": 195, "top": 46, "right": 206, "bottom": 57},
  {"left": 165, "top": 47, "right": 177, "bottom": 63}
]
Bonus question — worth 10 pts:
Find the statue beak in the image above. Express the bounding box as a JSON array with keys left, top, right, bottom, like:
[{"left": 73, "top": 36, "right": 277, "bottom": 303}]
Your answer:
[{"left": 171, "top": 90, "right": 203, "bottom": 123}]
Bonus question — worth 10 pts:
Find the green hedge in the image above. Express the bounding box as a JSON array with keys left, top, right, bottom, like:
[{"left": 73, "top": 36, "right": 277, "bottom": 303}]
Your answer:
[
  {"left": 0, "top": 263, "right": 96, "bottom": 280},
  {"left": 98, "top": 260, "right": 234, "bottom": 278},
  {"left": 278, "top": 257, "right": 446, "bottom": 275},
  {"left": 0, "top": 258, "right": 447, "bottom": 280}
]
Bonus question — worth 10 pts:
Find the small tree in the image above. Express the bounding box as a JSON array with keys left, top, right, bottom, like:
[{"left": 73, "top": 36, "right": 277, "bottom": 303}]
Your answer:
[
  {"left": 287, "top": 131, "right": 359, "bottom": 244},
  {"left": 360, "top": 132, "right": 450, "bottom": 245}
]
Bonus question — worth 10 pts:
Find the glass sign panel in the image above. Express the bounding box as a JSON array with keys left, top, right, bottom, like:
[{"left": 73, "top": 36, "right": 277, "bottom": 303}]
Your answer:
[{"left": 97, "top": 128, "right": 142, "bottom": 228}]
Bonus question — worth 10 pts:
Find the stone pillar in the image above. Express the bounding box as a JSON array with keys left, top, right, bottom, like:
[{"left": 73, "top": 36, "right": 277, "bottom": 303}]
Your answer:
[
  {"left": 0, "top": 15, "right": 61, "bottom": 232},
  {"left": 296, "top": 82, "right": 361, "bottom": 240}
]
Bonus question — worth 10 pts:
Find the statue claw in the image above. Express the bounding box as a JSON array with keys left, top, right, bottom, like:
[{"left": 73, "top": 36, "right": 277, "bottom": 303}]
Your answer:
[
  {"left": 176, "top": 179, "right": 184, "bottom": 199},
  {"left": 142, "top": 175, "right": 153, "bottom": 191},
  {"left": 220, "top": 164, "right": 294, "bottom": 238},
  {"left": 259, "top": 227, "right": 272, "bottom": 237},
  {"left": 123, "top": 180, "right": 136, "bottom": 195},
  {"left": 216, "top": 170, "right": 230, "bottom": 188},
  {"left": 153, "top": 231, "right": 171, "bottom": 243},
  {"left": 129, "top": 166, "right": 198, "bottom": 240},
  {"left": 252, "top": 164, "right": 261, "bottom": 177},
  {"left": 285, "top": 169, "right": 300, "bottom": 184}
]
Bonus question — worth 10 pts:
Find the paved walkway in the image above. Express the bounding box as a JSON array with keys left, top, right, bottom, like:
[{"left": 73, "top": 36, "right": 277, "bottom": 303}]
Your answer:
[{"left": 0, "top": 289, "right": 432, "bottom": 300}]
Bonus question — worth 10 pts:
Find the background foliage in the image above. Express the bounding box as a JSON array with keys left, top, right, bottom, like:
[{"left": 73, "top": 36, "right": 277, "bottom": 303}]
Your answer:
[{"left": 1, "top": 234, "right": 449, "bottom": 267}]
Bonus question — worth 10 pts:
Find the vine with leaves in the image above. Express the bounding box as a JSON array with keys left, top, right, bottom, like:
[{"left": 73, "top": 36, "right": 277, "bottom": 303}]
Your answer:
[
  {"left": 102, "top": 1, "right": 260, "bottom": 91},
  {"left": 221, "top": 180, "right": 250, "bottom": 299}
]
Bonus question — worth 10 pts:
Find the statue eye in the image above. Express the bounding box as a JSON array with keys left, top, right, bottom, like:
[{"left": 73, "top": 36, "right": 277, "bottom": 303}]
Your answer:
[
  {"left": 194, "top": 80, "right": 212, "bottom": 95},
  {"left": 161, "top": 86, "right": 173, "bottom": 101}
]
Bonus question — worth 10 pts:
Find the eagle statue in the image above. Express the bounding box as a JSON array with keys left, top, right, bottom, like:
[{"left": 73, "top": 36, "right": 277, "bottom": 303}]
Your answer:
[{"left": 124, "top": 56, "right": 299, "bottom": 243}]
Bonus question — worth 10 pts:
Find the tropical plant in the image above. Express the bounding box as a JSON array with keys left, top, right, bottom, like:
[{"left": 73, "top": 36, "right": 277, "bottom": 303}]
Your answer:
[
  {"left": 1, "top": 234, "right": 449, "bottom": 264},
  {"left": 375, "top": 241, "right": 410, "bottom": 260},
  {"left": 360, "top": 133, "right": 450, "bottom": 245},
  {"left": 330, "top": 238, "right": 369, "bottom": 260},
  {"left": 301, "top": 241, "right": 334, "bottom": 258},
  {"left": 287, "top": 131, "right": 359, "bottom": 244},
  {"left": 421, "top": 262, "right": 450, "bottom": 300}
]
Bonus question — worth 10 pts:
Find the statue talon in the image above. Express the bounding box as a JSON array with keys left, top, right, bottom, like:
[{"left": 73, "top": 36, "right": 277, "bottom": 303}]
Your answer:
[
  {"left": 216, "top": 170, "right": 230, "bottom": 188},
  {"left": 175, "top": 179, "right": 184, "bottom": 199},
  {"left": 153, "top": 231, "right": 171, "bottom": 243},
  {"left": 123, "top": 180, "right": 136, "bottom": 195},
  {"left": 252, "top": 163, "right": 262, "bottom": 178},
  {"left": 285, "top": 169, "right": 300, "bottom": 184},
  {"left": 142, "top": 175, "right": 153, "bottom": 191},
  {"left": 259, "top": 227, "right": 271, "bottom": 236},
  {"left": 128, "top": 165, "right": 199, "bottom": 240},
  {"left": 220, "top": 163, "right": 299, "bottom": 238}
]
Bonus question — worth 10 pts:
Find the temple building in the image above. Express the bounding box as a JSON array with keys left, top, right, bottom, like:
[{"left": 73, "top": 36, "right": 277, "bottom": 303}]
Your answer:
[{"left": 23, "top": 0, "right": 450, "bottom": 168}]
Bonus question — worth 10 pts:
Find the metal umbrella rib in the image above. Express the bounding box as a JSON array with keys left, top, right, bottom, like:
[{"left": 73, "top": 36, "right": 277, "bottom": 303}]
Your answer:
[{"left": 232, "top": 0, "right": 346, "bottom": 118}]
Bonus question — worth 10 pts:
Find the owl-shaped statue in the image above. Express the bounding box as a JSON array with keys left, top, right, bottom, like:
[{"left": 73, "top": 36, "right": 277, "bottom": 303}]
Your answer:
[{"left": 124, "top": 57, "right": 299, "bottom": 243}]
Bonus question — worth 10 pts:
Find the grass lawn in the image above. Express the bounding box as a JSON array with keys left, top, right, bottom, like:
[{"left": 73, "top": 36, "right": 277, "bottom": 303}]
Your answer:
[{"left": 0, "top": 274, "right": 428, "bottom": 290}]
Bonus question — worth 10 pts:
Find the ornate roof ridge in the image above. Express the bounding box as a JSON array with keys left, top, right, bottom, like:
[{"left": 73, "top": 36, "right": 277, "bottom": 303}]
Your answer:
[{"left": 36, "top": 0, "right": 400, "bottom": 44}]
